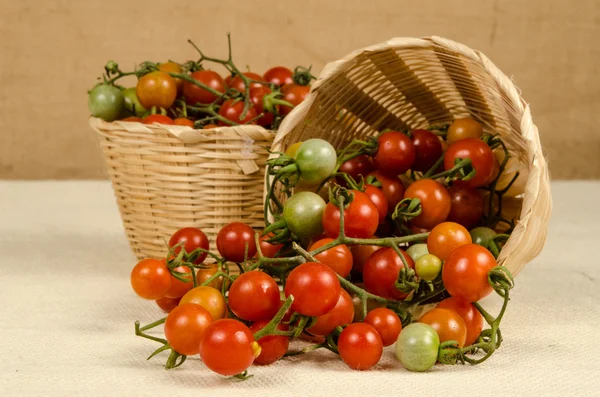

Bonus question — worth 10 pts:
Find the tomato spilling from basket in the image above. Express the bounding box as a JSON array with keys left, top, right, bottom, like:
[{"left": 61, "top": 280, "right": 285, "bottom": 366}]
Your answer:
[{"left": 130, "top": 117, "right": 518, "bottom": 378}]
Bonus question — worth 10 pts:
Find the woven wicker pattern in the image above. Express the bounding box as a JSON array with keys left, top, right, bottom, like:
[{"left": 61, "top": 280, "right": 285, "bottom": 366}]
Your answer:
[
  {"left": 273, "top": 37, "right": 551, "bottom": 276},
  {"left": 90, "top": 117, "right": 274, "bottom": 260}
]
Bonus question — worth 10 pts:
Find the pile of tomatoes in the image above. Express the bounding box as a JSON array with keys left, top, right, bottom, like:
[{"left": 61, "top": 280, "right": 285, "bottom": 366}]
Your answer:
[
  {"left": 129, "top": 117, "right": 517, "bottom": 377},
  {"left": 88, "top": 37, "right": 313, "bottom": 130}
]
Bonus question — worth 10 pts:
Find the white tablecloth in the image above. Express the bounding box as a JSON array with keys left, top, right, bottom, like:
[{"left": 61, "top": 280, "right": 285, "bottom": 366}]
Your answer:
[{"left": 0, "top": 181, "right": 598, "bottom": 396}]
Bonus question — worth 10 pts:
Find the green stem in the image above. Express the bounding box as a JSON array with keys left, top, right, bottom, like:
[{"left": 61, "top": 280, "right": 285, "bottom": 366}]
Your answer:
[
  {"left": 428, "top": 158, "right": 473, "bottom": 181},
  {"left": 253, "top": 296, "right": 295, "bottom": 340},
  {"left": 423, "top": 154, "right": 444, "bottom": 178},
  {"left": 138, "top": 317, "right": 166, "bottom": 332}
]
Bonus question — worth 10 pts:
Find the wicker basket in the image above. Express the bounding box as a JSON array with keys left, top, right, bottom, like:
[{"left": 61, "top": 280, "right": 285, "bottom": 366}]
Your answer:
[
  {"left": 90, "top": 117, "right": 274, "bottom": 260},
  {"left": 271, "top": 36, "right": 551, "bottom": 277}
]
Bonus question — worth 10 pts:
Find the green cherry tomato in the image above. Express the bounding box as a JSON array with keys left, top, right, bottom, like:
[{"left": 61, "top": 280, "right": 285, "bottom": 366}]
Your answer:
[
  {"left": 406, "top": 243, "right": 429, "bottom": 262},
  {"left": 395, "top": 323, "right": 440, "bottom": 372},
  {"left": 295, "top": 139, "right": 337, "bottom": 185},
  {"left": 122, "top": 87, "right": 148, "bottom": 117},
  {"left": 415, "top": 254, "right": 442, "bottom": 281},
  {"left": 88, "top": 84, "right": 124, "bottom": 121},
  {"left": 283, "top": 192, "right": 326, "bottom": 240},
  {"left": 470, "top": 227, "right": 497, "bottom": 248}
]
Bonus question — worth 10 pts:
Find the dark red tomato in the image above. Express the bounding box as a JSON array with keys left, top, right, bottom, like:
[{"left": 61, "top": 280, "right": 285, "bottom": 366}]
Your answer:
[
  {"left": 367, "top": 171, "right": 405, "bottom": 214},
  {"left": 183, "top": 70, "right": 226, "bottom": 105},
  {"left": 427, "top": 222, "right": 472, "bottom": 261},
  {"left": 351, "top": 243, "right": 382, "bottom": 274},
  {"left": 437, "top": 297, "right": 483, "bottom": 346},
  {"left": 164, "top": 265, "right": 193, "bottom": 299},
  {"left": 279, "top": 84, "right": 309, "bottom": 116},
  {"left": 284, "top": 262, "right": 341, "bottom": 316},
  {"left": 228, "top": 271, "right": 280, "bottom": 321},
  {"left": 309, "top": 238, "right": 353, "bottom": 278},
  {"left": 250, "top": 86, "right": 275, "bottom": 127},
  {"left": 229, "top": 72, "right": 264, "bottom": 92},
  {"left": 142, "top": 114, "right": 174, "bottom": 125},
  {"left": 130, "top": 258, "right": 171, "bottom": 300},
  {"left": 362, "top": 247, "right": 414, "bottom": 300},
  {"left": 217, "top": 99, "right": 258, "bottom": 126},
  {"left": 338, "top": 323, "right": 383, "bottom": 370},
  {"left": 173, "top": 118, "right": 194, "bottom": 127},
  {"left": 263, "top": 66, "right": 294, "bottom": 86},
  {"left": 250, "top": 320, "right": 289, "bottom": 365},
  {"left": 411, "top": 129, "right": 443, "bottom": 172},
  {"left": 410, "top": 224, "right": 430, "bottom": 234},
  {"left": 164, "top": 303, "right": 213, "bottom": 355},
  {"left": 121, "top": 116, "right": 142, "bottom": 122},
  {"left": 442, "top": 244, "right": 497, "bottom": 302},
  {"left": 373, "top": 131, "right": 416, "bottom": 176},
  {"left": 376, "top": 219, "right": 393, "bottom": 236},
  {"left": 155, "top": 296, "right": 180, "bottom": 313},
  {"left": 447, "top": 185, "right": 484, "bottom": 229},
  {"left": 216, "top": 222, "right": 257, "bottom": 262},
  {"left": 444, "top": 138, "right": 495, "bottom": 188},
  {"left": 307, "top": 289, "right": 354, "bottom": 336},
  {"left": 168, "top": 227, "right": 210, "bottom": 264},
  {"left": 199, "top": 319, "right": 261, "bottom": 376},
  {"left": 258, "top": 233, "right": 284, "bottom": 258},
  {"left": 339, "top": 155, "right": 374, "bottom": 183},
  {"left": 403, "top": 179, "right": 451, "bottom": 229},
  {"left": 364, "top": 307, "right": 402, "bottom": 347},
  {"left": 224, "top": 74, "right": 234, "bottom": 87},
  {"left": 364, "top": 185, "right": 388, "bottom": 224},
  {"left": 322, "top": 190, "right": 379, "bottom": 239}
]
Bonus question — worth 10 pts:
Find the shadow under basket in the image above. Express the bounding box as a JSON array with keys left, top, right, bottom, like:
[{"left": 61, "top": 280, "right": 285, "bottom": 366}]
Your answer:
[{"left": 90, "top": 117, "right": 275, "bottom": 260}]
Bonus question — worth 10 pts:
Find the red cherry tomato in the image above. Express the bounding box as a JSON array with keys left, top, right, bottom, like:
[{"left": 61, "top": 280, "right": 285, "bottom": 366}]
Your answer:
[
  {"left": 350, "top": 243, "right": 382, "bottom": 274},
  {"left": 130, "top": 258, "right": 171, "bottom": 300},
  {"left": 183, "top": 70, "right": 226, "bottom": 105},
  {"left": 339, "top": 155, "right": 374, "bottom": 183},
  {"left": 136, "top": 71, "right": 177, "bottom": 110},
  {"left": 437, "top": 297, "right": 483, "bottom": 346},
  {"left": 447, "top": 185, "right": 484, "bottom": 229},
  {"left": 368, "top": 171, "right": 405, "bottom": 214},
  {"left": 229, "top": 72, "right": 264, "bottom": 92},
  {"left": 258, "top": 233, "right": 284, "bottom": 258},
  {"left": 164, "top": 303, "right": 213, "bottom": 355},
  {"left": 164, "top": 265, "right": 193, "bottom": 299},
  {"left": 362, "top": 247, "right": 414, "bottom": 300},
  {"left": 173, "top": 118, "right": 194, "bottom": 127},
  {"left": 228, "top": 271, "right": 280, "bottom": 321},
  {"left": 250, "top": 320, "right": 289, "bottom": 365},
  {"left": 419, "top": 308, "right": 467, "bottom": 348},
  {"left": 427, "top": 222, "right": 472, "bottom": 261},
  {"left": 142, "top": 114, "right": 174, "bottom": 125},
  {"left": 322, "top": 190, "right": 379, "bottom": 239},
  {"left": 404, "top": 179, "right": 451, "bottom": 229},
  {"left": 250, "top": 86, "right": 276, "bottom": 127},
  {"left": 199, "top": 319, "right": 261, "bottom": 376},
  {"left": 307, "top": 289, "right": 354, "bottom": 336},
  {"left": 442, "top": 244, "right": 497, "bottom": 302},
  {"left": 373, "top": 131, "right": 416, "bottom": 176},
  {"left": 203, "top": 124, "right": 218, "bottom": 129},
  {"left": 364, "top": 184, "right": 388, "bottom": 224},
  {"left": 444, "top": 138, "right": 495, "bottom": 188},
  {"left": 263, "top": 66, "right": 294, "bottom": 86},
  {"left": 279, "top": 84, "right": 309, "bottom": 116},
  {"left": 121, "top": 116, "right": 142, "bottom": 122},
  {"left": 364, "top": 308, "right": 403, "bottom": 347},
  {"left": 168, "top": 227, "right": 210, "bottom": 264},
  {"left": 216, "top": 222, "right": 257, "bottom": 262},
  {"left": 217, "top": 99, "right": 258, "bottom": 126},
  {"left": 284, "top": 262, "right": 341, "bottom": 316},
  {"left": 411, "top": 129, "right": 443, "bottom": 172},
  {"left": 155, "top": 296, "right": 180, "bottom": 313},
  {"left": 309, "top": 238, "right": 353, "bottom": 278},
  {"left": 338, "top": 323, "right": 383, "bottom": 370}
]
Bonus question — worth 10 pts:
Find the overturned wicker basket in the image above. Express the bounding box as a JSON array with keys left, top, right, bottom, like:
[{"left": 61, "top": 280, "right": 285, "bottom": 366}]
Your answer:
[
  {"left": 272, "top": 36, "right": 551, "bottom": 276},
  {"left": 90, "top": 117, "right": 274, "bottom": 260}
]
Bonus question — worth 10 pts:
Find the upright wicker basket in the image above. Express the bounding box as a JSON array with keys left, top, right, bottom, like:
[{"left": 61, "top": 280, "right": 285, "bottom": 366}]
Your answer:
[
  {"left": 272, "top": 37, "right": 551, "bottom": 276},
  {"left": 90, "top": 117, "right": 274, "bottom": 260}
]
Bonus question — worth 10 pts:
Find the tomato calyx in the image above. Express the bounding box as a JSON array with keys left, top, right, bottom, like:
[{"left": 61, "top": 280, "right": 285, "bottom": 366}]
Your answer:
[
  {"left": 391, "top": 197, "right": 422, "bottom": 224},
  {"left": 292, "top": 65, "right": 316, "bottom": 86},
  {"left": 428, "top": 157, "right": 476, "bottom": 183}
]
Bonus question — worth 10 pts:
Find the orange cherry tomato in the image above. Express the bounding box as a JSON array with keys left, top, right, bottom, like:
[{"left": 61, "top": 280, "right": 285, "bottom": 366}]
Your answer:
[
  {"left": 419, "top": 308, "right": 467, "bottom": 348},
  {"left": 130, "top": 258, "right": 171, "bottom": 300},
  {"left": 404, "top": 179, "right": 451, "bottom": 229},
  {"left": 442, "top": 244, "right": 497, "bottom": 302},
  {"left": 309, "top": 238, "right": 353, "bottom": 278},
  {"left": 307, "top": 289, "right": 354, "bottom": 336},
  {"left": 447, "top": 118, "right": 483, "bottom": 144},
  {"left": 437, "top": 297, "right": 483, "bottom": 346},
  {"left": 158, "top": 61, "right": 184, "bottom": 92},
  {"left": 179, "top": 286, "right": 227, "bottom": 320},
  {"left": 136, "top": 71, "right": 177, "bottom": 110},
  {"left": 173, "top": 118, "right": 194, "bottom": 127},
  {"left": 426, "top": 222, "right": 472, "bottom": 261},
  {"left": 164, "top": 265, "right": 193, "bottom": 299},
  {"left": 142, "top": 114, "right": 174, "bottom": 125}
]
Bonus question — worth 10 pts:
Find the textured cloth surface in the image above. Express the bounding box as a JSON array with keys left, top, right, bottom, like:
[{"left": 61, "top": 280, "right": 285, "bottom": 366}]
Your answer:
[{"left": 0, "top": 181, "right": 598, "bottom": 396}]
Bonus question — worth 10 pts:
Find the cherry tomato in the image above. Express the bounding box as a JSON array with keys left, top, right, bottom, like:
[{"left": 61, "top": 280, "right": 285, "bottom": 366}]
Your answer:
[
  {"left": 155, "top": 296, "right": 180, "bottom": 313},
  {"left": 228, "top": 271, "right": 280, "bottom": 321},
  {"left": 284, "top": 262, "right": 341, "bottom": 316},
  {"left": 373, "top": 131, "right": 415, "bottom": 176},
  {"left": 444, "top": 138, "right": 495, "bottom": 188},
  {"left": 250, "top": 320, "right": 289, "bottom": 365},
  {"left": 447, "top": 185, "right": 484, "bottom": 229},
  {"left": 121, "top": 116, "right": 142, "bottom": 123},
  {"left": 158, "top": 61, "right": 184, "bottom": 92},
  {"left": 442, "top": 244, "right": 497, "bottom": 302},
  {"left": 216, "top": 222, "right": 257, "bottom": 263},
  {"left": 122, "top": 87, "right": 148, "bottom": 117},
  {"left": 283, "top": 191, "right": 326, "bottom": 241},
  {"left": 307, "top": 289, "right": 354, "bottom": 336},
  {"left": 218, "top": 99, "right": 258, "bottom": 126},
  {"left": 339, "top": 155, "right": 374, "bottom": 183},
  {"left": 263, "top": 66, "right": 294, "bottom": 86},
  {"left": 130, "top": 258, "right": 171, "bottom": 300},
  {"left": 362, "top": 247, "right": 414, "bottom": 300},
  {"left": 415, "top": 253, "right": 442, "bottom": 281},
  {"left": 404, "top": 179, "right": 451, "bottom": 229},
  {"left": 173, "top": 118, "right": 194, "bottom": 127},
  {"left": 164, "top": 265, "right": 193, "bottom": 299},
  {"left": 136, "top": 71, "right": 177, "bottom": 110},
  {"left": 367, "top": 171, "right": 405, "bottom": 214},
  {"left": 364, "top": 308, "right": 402, "bottom": 347},
  {"left": 199, "top": 319, "right": 261, "bottom": 376},
  {"left": 447, "top": 118, "right": 483, "bottom": 144},
  {"left": 142, "top": 114, "right": 174, "bottom": 125},
  {"left": 470, "top": 226, "right": 497, "bottom": 248},
  {"left": 285, "top": 141, "right": 304, "bottom": 158},
  {"left": 183, "top": 70, "right": 226, "bottom": 105},
  {"left": 350, "top": 243, "right": 382, "bottom": 274},
  {"left": 411, "top": 129, "right": 443, "bottom": 172},
  {"left": 295, "top": 139, "right": 337, "bottom": 185},
  {"left": 195, "top": 263, "right": 225, "bottom": 290},
  {"left": 88, "top": 84, "right": 124, "bottom": 121},
  {"left": 180, "top": 286, "right": 227, "bottom": 320},
  {"left": 437, "top": 297, "right": 483, "bottom": 346},
  {"left": 250, "top": 86, "right": 275, "bottom": 127},
  {"left": 338, "top": 323, "right": 383, "bottom": 370},
  {"left": 203, "top": 124, "right": 218, "bottom": 129},
  {"left": 258, "top": 233, "right": 284, "bottom": 258},
  {"left": 427, "top": 222, "right": 472, "bottom": 261},
  {"left": 229, "top": 72, "right": 264, "bottom": 92},
  {"left": 309, "top": 238, "right": 353, "bottom": 278},
  {"left": 419, "top": 308, "right": 467, "bottom": 348},
  {"left": 395, "top": 323, "right": 439, "bottom": 372},
  {"left": 168, "top": 227, "right": 209, "bottom": 264},
  {"left": 364, "top": 184, "right": 388, "bottom": 224},
  {"left": 164, "top": 303, "right": 213, "bottom": 355},
  {"left": 322, "top": 190, "right": 378, "bottom": 239},
  {"left": 280, "top": 83, "right": 309, "bottom": 116},
  {"left": 406, "top": 243, "right": 429, "bottom": 262}
]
